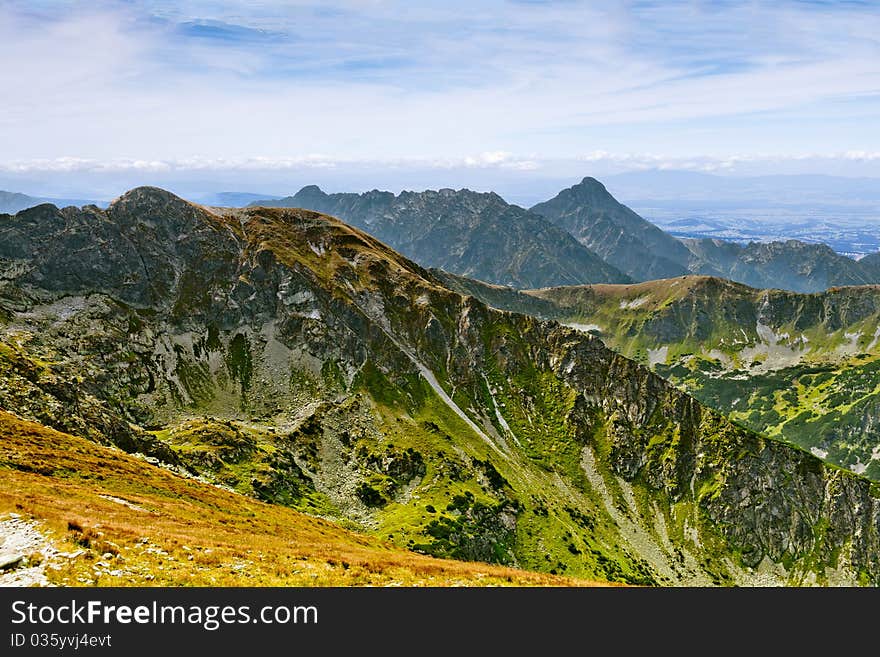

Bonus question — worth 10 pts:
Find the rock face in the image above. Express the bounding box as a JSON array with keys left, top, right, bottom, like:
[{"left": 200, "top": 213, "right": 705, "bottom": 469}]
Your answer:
[
  {"left": 530, "top": 177, "right": 693, "bottom": 282},
  {"left": 0, "top": 553, "right": 24, "bottom": 570},
  {"left": 249, "top": 186, "right": 630, "bottom": 289},
  {"left": 2, "top": 187, "right": 880, "bottom": 585}
]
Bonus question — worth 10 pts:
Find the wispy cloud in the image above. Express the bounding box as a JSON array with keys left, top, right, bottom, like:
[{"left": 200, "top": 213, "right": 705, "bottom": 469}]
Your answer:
[
  {"left": 1, "top": 0, "right": 879, "bottom": 179},
  {"left": 5, "top": 151, "right": 880, "bottom": 177}
]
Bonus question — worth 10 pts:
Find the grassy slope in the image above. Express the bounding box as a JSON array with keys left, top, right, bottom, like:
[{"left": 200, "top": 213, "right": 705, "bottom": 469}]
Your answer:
[
  {"left": 0, "top": 410, "right": 600, "bottom": 587},
  {"left": 0, "top": 204, "right": 681, "bottom": 584},
  {"left": 523, "top": 277, "right": 880, "bottom": 479}
]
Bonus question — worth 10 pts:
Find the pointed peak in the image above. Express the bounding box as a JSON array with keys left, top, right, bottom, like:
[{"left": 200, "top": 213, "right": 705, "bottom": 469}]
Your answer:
[
  {"left": 540, "top": 176, "right": 619, "bottom": 207},
  {"left": 578, "top": 176, "right": 606, "bottom": 189},
  {"left": 294, "top": 184, "right": 327, "bottom": 198},
  {"left": 573, "top": 176, "right": 612, "bottom": 195}
]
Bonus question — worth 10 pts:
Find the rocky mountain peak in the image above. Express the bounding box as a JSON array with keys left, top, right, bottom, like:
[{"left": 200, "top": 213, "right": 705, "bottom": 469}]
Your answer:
[
  {"left": 531, "top": 177, "right": 693, "bottom": 281},
  {"left": 105, "top": 186, "right": 217, "bottom": 239},
  {"left": 292, "top": 184, "right": 328, "bottom": 202},
  {"left": 565, "top": 176, "right": 616, "bottom": 205}
]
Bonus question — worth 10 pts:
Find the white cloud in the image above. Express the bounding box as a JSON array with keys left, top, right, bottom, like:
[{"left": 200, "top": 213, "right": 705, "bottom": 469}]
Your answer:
[
  {"left": 4, "top": 151, "right": 880, "bottom": 178},
  {"left": 0, "top": 1, "right": 878, "bottom": 174}
]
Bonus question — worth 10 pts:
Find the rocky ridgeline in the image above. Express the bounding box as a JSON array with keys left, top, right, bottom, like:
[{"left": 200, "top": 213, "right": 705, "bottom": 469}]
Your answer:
[{"left": 250, "top": 185, "right": 630, "bottom": 288}]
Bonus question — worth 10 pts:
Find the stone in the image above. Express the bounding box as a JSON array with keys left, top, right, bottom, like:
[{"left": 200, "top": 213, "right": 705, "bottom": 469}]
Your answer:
[{"left": 0, "top": 553, "right": 24, "bottom": 571}]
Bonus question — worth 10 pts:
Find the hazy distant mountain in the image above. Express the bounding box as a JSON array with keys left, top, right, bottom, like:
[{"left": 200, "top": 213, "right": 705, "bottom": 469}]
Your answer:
[
  {"left": 529, "top": 177, "right": 694, "bottom": 281},
  {"left": 249, "top": 185, "right": 630, "bottom": 289},
  {"left": 858, "top": 252, "right": 880, "bottom": 280},
  {"left": 684, "top": 237, "right": 874, "bottom": 292},
  {"left": 0, "top": 190, "right": 98, "bottom": 214}
]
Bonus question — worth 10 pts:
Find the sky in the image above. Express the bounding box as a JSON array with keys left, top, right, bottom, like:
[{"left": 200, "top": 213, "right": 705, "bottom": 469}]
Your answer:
[{"left": 1, "top": 0, "right": 879, "bottom": 201}]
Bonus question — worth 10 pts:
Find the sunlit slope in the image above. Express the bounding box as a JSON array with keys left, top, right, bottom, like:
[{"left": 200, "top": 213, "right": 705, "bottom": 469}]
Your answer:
[{"left": 0, "top": 411, "right": 593, "bottom": 586}]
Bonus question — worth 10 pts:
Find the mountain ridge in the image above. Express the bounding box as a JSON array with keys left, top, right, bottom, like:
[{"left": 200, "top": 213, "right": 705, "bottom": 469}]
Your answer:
[{"left": 248, "top": 184, "right": 631, "bottom": 289}]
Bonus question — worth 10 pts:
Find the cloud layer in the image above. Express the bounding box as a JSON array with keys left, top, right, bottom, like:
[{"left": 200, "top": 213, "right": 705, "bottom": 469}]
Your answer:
[{"left": 2, "top": 0, "right": 879, "bottom": 189}]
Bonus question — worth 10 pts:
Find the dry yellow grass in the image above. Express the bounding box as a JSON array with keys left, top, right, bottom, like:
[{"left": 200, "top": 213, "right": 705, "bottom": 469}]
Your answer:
[{"left": 0, "top": 410, "right": 612, "bottom": 587}]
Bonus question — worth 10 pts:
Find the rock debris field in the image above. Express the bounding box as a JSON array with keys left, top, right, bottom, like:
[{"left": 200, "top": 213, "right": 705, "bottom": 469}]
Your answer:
[{"left": 0, "top": 513, "right": 65, "bottom": 587}]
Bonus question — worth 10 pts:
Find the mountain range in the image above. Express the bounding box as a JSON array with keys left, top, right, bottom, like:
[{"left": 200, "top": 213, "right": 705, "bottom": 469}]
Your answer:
[
  {"left": 252, "top": 177, "right": 880, "bottom": 294},
  {"left": 2, "top": 186, "right": 880, "bottom": 586},
  {"left": 0, "top": 190, "right": 100, "bottom": 214},
  {"left": 5, "top": 176, "right": 879, "bottom": 294},
  {"left": 248, "top": 185, "right": 629, "bottom": 289}
]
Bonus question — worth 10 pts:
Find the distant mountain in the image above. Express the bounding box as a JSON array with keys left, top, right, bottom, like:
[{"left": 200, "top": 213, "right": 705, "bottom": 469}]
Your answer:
[
  {"left": 684, "top": 237, "right": 875, "bottom": 292},
  {"left": 857, "top": 252, "right": 880, "bottom": 280},
  {"left": 529, "top": 177, "right": 694, "bottom": 281},
  {"left": 0, "top": 190, "right": 99, "bottom": 214},
  {"left": 0, "top": 191, "right": 36, "bottom": 214},
  {"left": 249, "top": 186, "right": 630, "bottom": 289},
  {"left": 531, "top": 177, "right": 880, "bottom": 293}
]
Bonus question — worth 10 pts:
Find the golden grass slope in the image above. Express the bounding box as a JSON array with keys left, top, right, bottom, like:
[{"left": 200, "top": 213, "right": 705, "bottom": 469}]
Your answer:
[{"left": 0, "top": 410, "right": 605, "bottom": 587}]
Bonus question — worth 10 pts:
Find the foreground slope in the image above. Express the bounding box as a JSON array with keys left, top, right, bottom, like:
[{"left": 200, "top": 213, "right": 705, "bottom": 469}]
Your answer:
[
  {"left": 249, "top": 186, "right": 630, "bottom": 288},
  {"left": 0, "top": 411, "right": 583, "bottom": 586},
  {"left": 2, "top": 188, "right": 880, "bottom": 585}
]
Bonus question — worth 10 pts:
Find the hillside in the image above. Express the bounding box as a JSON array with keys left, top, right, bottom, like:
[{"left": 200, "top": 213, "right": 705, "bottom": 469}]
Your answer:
[
  {"left": 0, "top": 410, "right": 584, "bottom": 586},
  {"left": 506, "top": 277, "right": 880, "bottom": 480},
  {"left": 248, "top": 186, "right": 630, "bottom": 288},
  {"left": 2, "top": 188, "right": 879, "bottom": 585}
]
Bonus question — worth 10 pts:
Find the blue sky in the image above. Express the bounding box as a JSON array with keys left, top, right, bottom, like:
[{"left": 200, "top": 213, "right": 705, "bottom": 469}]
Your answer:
[{"left": 1, "top": 0, "right": 879, "bottom": 198}]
